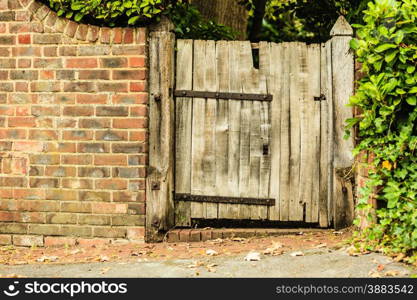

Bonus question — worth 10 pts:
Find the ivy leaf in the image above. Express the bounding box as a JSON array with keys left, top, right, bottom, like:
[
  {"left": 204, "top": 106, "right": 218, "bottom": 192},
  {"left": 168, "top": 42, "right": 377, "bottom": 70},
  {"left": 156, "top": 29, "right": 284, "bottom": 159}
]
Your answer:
[
  {"left": 409, "top": 87, "right": 417, "bottom": 93},
  {"left": 128, "top": 16, "right": 140, "bottom": 25},
  {"left": 406, "top": 96, "right": 417, "bottom": 106},
  {"left": 350, "top": 39, "right": 360, "bottom": 50},
  {"left": 374, "top": 43, "right": 397, "bottom": 53}
]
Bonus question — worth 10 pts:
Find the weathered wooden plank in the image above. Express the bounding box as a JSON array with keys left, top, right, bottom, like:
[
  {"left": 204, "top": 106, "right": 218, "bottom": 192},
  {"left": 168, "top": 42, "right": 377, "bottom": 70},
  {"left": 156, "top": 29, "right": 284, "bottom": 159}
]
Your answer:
[
  {"left": 308, "top": 43, "right": 321, "bottom": 223},
  {"left": 146, "top": 31, "right": 175, "bottom": 242},
  {"left": 224, "top": 41, "right": 241, "bottom": 219},
  {"left": 216, "top": 41, "right": 232, "bottom": 219},
  {"left": 239, "top": 42, "right": 265, "bottom": 220},
  {"left": 279, "top": 42, "right": 291, "bottom": 221},
  {"left": 318, "top": 41, "right": 332, "bottom": 227},
  {"left": 266, "top": 42, "right": 282, "bottom": 221},
  {"left": 255, "top": 41, "right": 271, "bottom": 220},
  {"left": 331, "top": 17, "right": 355, "bottom": 229},
  {"left": 203, "top": 40, "right": 218, "bottom": 219},
  {"left": 288, "top": 42, "right": 303, "bottom": 221},
  {"left": 174, "top": 39, "right": 193, "bottom": 227},
  {"left": 297, "top": 42, "right": 312, "bottom": 222},
  {"left": 190, "top": 40, "right": 207, "bottom": 219}
]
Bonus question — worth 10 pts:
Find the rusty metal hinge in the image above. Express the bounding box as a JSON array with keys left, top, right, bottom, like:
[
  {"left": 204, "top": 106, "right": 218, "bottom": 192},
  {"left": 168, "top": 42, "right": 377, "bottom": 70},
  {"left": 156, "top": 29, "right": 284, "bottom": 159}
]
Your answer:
[
  {"left": 175, "top": 193, "right": 275, "bottom": 206},
  {"left": 174, "top": 90, "right": 273, "bottom": 102}
]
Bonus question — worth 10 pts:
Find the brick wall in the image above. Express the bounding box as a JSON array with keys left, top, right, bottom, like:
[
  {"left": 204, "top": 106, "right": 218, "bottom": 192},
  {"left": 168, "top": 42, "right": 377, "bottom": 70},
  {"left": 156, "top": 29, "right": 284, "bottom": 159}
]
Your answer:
[{"left": 0, "top": 0, "right": 148, "bottom": 246}]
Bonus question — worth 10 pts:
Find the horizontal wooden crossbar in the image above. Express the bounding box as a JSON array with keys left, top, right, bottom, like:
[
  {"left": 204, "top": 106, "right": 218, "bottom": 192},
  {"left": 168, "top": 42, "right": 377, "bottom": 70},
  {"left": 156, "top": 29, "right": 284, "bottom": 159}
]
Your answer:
[
  {"left": 174, "top": 90, "right": 273, "bottom": 101},
  {"left": 175, "top": 193, "right": 275, "bottom": 206}
]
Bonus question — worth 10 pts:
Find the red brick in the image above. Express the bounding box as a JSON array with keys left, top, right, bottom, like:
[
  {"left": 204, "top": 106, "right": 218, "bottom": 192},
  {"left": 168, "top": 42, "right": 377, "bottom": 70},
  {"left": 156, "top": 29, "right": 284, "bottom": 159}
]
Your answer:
[
  {"left": 13, "top": 235, "right": 44, "bottom": 247},
  {"left": 63, "top": 106, "right": 94, "bottom": 116},
  {"left": 129, "top": 81, "right": 146, "bottom": 93},
  {"left": 129, "top": 57, "right": 145, "bottom": 68},
  {"left": 92, "top": 203, "right": 128, "bottom": 214},
  {"left": 18, "top": 34, "right": 31, "bottom": 44},
  {"left": 113, "top": 70, "right": 146, "bottom": 80},
  {"left": 66, "top": 58, "right": 98, "bottom": 68},
  {"left": 8, "top": 117, "right": 36, "bottom": 127},
  {"left": 114, "top": 118, "right": 147, "bottom": 129},
  {"left": 76, "top": 94, "right": 107, "bottom": 104},
  {"left": 13, "top": 141, "right": 44, "bottom": 152},
  {"left": 95, "top": 179, "right": 128, "bottom": 190},
  {"left": 77, "top": 238, "right": 111, "bottom": 247},
  {"left": 62, "top": 154, "right": 92, "bottom": 165},
  {"left": 94, "top": 155, "right": 127, "bottom": 166},
  {"left": 44, "top": 236, "right": 77, "bottom": 247},
  {"left": 0, "top": 234, "right": 11, "bottom": 245}
]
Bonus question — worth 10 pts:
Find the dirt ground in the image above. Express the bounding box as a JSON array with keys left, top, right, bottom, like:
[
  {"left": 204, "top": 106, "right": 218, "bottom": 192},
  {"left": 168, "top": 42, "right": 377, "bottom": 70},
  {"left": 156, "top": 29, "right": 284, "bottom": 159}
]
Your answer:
[{"left": 0, "top": 229, "right": 415, "bottom": 278}]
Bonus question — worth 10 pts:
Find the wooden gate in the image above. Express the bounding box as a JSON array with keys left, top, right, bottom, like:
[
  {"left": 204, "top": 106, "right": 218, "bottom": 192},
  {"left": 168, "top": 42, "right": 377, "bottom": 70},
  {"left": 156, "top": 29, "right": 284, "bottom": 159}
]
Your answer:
[{"left": 146, "top": 17, "right": 355, "bottom": 241}]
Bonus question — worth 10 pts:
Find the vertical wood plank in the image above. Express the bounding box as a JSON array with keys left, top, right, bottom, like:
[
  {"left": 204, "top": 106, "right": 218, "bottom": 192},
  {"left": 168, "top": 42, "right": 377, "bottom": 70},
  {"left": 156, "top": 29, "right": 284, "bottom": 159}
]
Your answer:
[
  {"left": 297, "top": 42, "right": 312, "bottom": 222},
  {"left": 288, "top": 42, "right": 303, "bottom": 221},
  {"left": 279, "top": 42, "right": 291, "bottom": 221},
  {"left": 203, "top": 40, "right": 218, "bottom": 219},
  {"left": 225, "top": 42, "right": 242, "bottom": 219},
  {"left": 266, "top": 42, "right": 282, "bottom": 221},
  {"left": 216, "top": 41, "right": 232, "bottom": 219},
  {"left": 330, "top": 17, "right": 355, "bottom": 229},
  {"left": 308, "top": 44, "right": 321, "bottom": 223},
  {"left": 146, "top": 31, "right": 175, "bottom": 242},
  {"left": 174, "top": 39, "right": 193, "bottom": 227},
  {"left": 190, "top": 40, "right": 207, "bottom": 219},
  {"left": 319, "top": 41, "right": 332, "bottom": 227}
]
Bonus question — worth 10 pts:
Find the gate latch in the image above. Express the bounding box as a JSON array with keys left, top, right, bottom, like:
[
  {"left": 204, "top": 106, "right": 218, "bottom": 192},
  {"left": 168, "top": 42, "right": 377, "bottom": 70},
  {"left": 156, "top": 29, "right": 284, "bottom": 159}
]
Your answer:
[{"left": 314, "top": 94, "right": 326, "bottom": 102}]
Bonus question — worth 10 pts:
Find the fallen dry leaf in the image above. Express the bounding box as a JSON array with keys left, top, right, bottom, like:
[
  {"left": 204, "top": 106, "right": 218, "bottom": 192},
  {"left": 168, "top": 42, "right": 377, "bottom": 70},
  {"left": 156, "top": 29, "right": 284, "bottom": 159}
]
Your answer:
[
  {"left": 384, "top": 270, "right": 400, "bottom": 277},
  {"left": 290, "top": 251, "right": 304, "bottom": 257},
  {"left": 187, "top": 261, "right": 205, "bottom": 268},
  {"left": 36, "top": 255, "right": 58, "bottom": 263},
  {"left": 369, "top": 271, "right": 382, "bottom": 278},
  {"left": 263, "top": 242, "right": 284, "bottom": 256},
  {"left": 99, "top": 255, "right": 109, "bottom": 262},
  {"left": 315, "top": 243, "right": 327, "bottom": 249},
  {"left": 244, "top": 252, "right": 261, "bottom": 261},
  {"left": 206, "top": 249, "right": 218, "bottom": 256},
  {"left": 394, "top": 253, "right": 406, "bottom": 262}
]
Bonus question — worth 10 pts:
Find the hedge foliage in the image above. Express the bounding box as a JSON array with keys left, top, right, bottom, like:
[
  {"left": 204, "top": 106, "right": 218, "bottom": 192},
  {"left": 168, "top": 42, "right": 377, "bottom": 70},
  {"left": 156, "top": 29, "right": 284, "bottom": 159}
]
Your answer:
[
  {"left": 40, "top": 0, "right": 237, "bottom": 40},
  {"left": 349, "top": 0, "right": 417, "bottom": 260}
]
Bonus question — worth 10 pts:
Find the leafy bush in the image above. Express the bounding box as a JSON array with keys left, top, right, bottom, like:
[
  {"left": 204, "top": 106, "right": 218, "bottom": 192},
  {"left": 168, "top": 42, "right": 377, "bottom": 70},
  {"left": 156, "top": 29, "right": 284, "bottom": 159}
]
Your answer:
[
  {"left": 348, "top": 0, "right": 417, "bottom": 260},
  {"left": 40, "top": 0, "right": 236, "bottom": 40},
  {"left": 246, "top": 0, "right": 370, "bottom": 43}
]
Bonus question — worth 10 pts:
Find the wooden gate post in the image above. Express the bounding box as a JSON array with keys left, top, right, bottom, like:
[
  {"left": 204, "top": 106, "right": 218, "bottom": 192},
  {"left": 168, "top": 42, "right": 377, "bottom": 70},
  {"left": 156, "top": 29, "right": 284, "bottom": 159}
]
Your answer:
[
  {"left": 329, "top": 16, "right": 355, "bottom": 229},
  {"left": 146, "top": 20, "right": 175, "bottom": 242}
]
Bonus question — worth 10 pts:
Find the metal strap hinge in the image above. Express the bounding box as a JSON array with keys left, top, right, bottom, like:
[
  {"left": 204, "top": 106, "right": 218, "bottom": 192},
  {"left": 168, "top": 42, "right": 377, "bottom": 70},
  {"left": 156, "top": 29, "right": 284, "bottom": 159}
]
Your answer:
[
  {"left": 174, "top": 90, "right": 273, "bottom": 102},
  {"left": 175, "top": 193, "right": 275, "bottom": 206}
]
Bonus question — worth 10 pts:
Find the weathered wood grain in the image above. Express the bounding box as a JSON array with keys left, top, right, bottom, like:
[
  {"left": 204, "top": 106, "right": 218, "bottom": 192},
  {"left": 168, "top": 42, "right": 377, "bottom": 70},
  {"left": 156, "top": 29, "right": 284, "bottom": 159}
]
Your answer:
[
  {"left": 266, "top": 42, "right": 282, "bottom": 221},
  {"left": 174, "top": 39, "right": 193, "bottom": 227},
  {"left": 146, "top": 31, "right": 175, "bottom": 242},
  {"left": 190, "top": 40, "right": 207, "bottom": 219},
  {"left": 203, "top": 40, "right": 219, "bottom": 219},
  {"left": 318, "top": 41, "right": 332, "bottom": 227},
  {"left": 330, "top": 17, "right": 355, "bottom": 229},
  {"left": 216, "top": 41, "right": 232, "bottom": 219},
  {"left": 279, "top": 42, "right": 291, "bottom": 221},
  {"left": 288, "top": 42, "right": 303, "bottom": 221}
]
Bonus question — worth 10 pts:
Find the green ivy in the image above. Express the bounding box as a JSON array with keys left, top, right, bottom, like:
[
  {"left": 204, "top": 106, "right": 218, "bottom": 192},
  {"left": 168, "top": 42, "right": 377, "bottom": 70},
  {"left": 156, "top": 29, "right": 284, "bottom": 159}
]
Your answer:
[
  {"left": 40, "top": 0, "right": 236, "bottom": 40},
  {"left": 348, "top": 0, "right": 417, "bottom": 261}
]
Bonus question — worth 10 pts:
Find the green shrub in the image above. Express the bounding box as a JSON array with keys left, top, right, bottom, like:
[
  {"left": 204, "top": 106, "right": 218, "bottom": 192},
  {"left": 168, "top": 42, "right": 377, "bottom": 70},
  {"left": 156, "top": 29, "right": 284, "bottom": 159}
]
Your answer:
[
  {"left": 39, "top": 0, "right": 236, "bottom": 40},
  {"left": 348, "top": 0, "right": 417, "bottom": 260}
]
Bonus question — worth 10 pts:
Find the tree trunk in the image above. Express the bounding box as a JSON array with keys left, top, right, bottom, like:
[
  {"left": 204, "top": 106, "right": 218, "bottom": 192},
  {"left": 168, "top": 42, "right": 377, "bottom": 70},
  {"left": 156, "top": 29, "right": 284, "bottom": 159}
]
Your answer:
[
  {"left": 190, "top": 0, "right": 248, "bottom": 40},
  {"left": 249, "top": 0, "right": 267, "bottom": 42}
]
